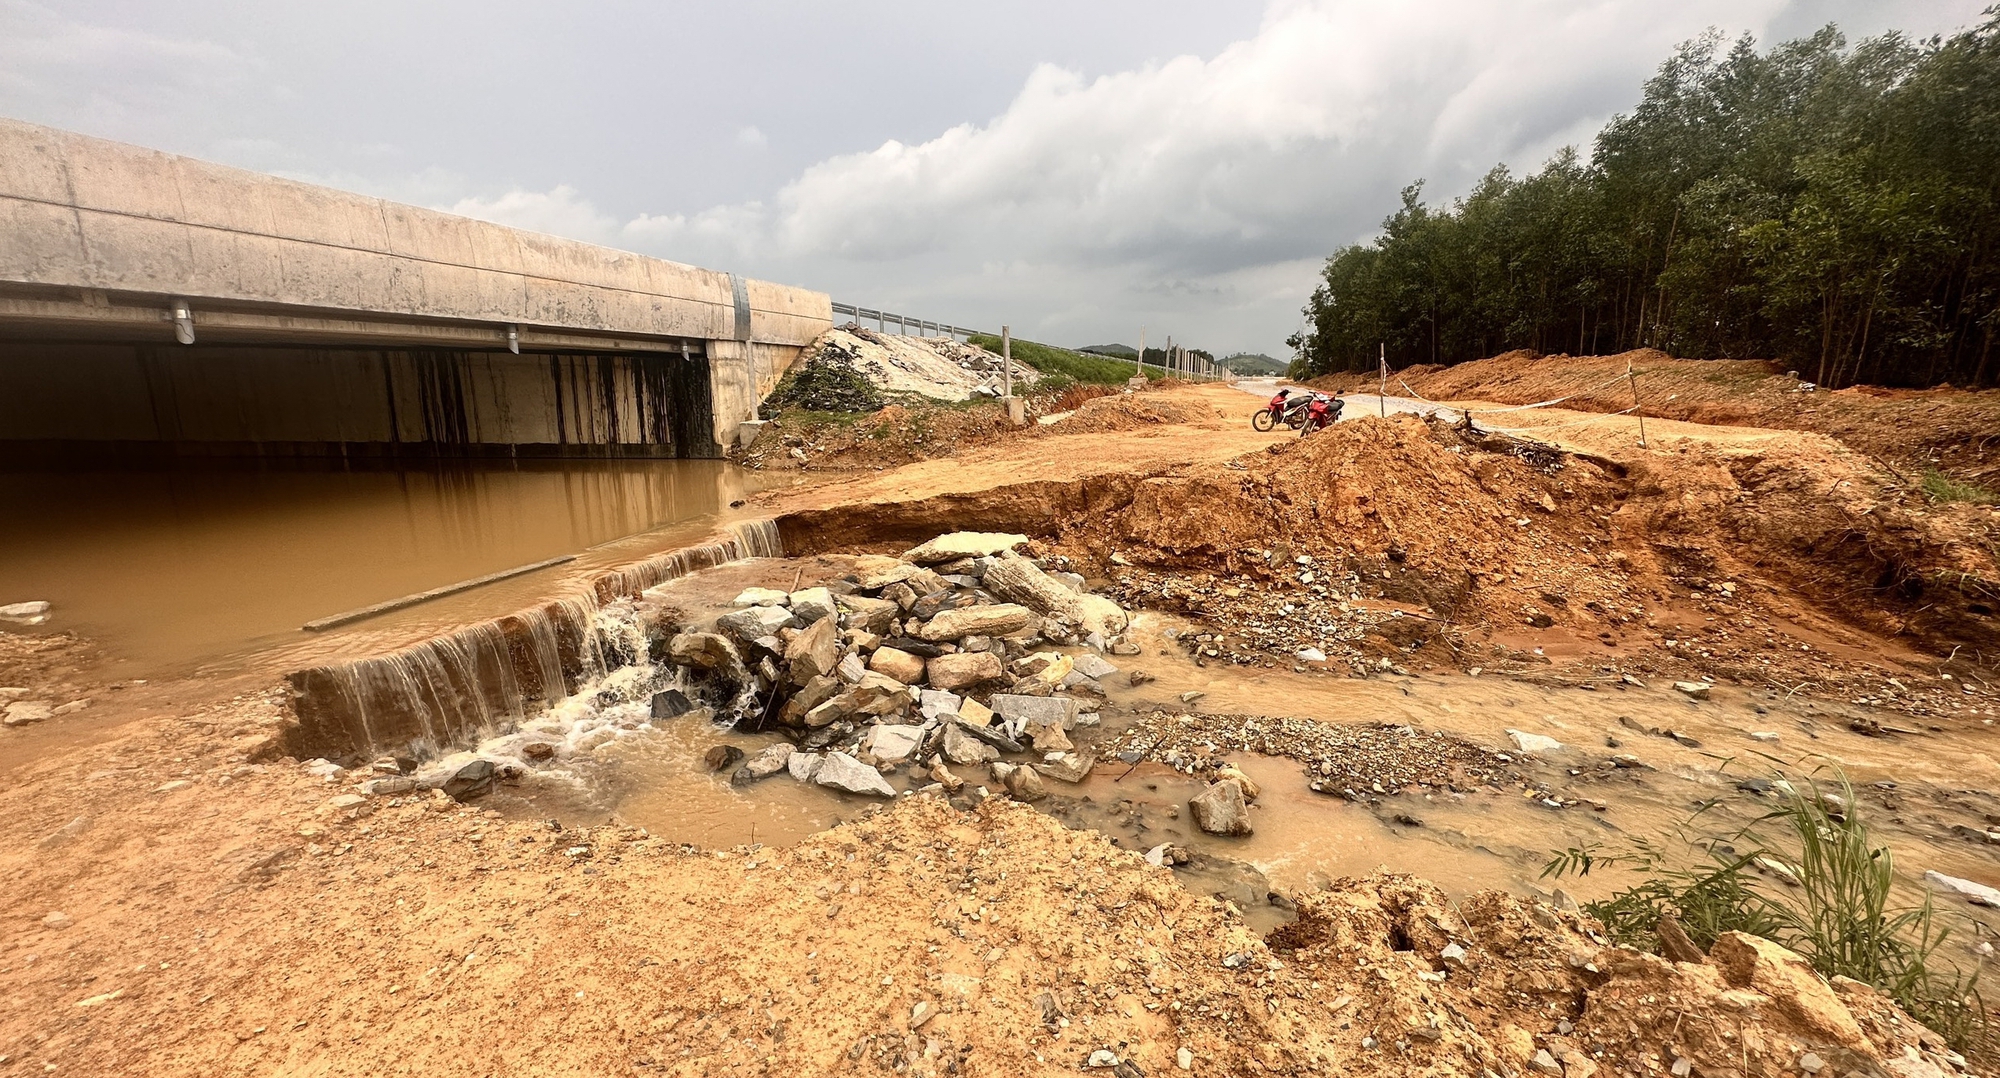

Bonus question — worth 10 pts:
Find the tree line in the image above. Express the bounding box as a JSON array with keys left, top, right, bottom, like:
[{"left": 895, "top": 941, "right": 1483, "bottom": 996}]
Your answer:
[{"left": 1289, "top": 16, "right": 2000, "bottom": 388}]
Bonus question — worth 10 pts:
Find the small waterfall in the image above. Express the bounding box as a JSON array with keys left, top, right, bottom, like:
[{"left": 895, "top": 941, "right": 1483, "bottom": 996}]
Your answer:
[{"left": 285, "top": 519, "right": 784, "bottom": 762}]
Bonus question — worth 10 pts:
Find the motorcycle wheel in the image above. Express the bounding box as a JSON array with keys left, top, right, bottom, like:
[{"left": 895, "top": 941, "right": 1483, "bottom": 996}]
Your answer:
[
  {"left": 1285, "top": 412, "right": 1306, "bottom": 429},
  {"left": 1251, "top": 409, "right": 1276, "bottom": 432}
]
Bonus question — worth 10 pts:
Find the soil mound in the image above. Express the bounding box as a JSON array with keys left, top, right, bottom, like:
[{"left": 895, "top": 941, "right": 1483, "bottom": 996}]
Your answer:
[
  {"left": 1105, "top": 414, "right": 1630, "bottom": 624},
  {"left": 1047, "top": 394, "right": 1225, "bottom": 434}
]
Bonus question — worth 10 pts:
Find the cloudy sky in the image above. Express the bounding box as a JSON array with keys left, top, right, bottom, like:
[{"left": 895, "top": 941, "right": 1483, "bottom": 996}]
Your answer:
[{"left": 1, "top": 0, "right": 1988, "bottom": 358}]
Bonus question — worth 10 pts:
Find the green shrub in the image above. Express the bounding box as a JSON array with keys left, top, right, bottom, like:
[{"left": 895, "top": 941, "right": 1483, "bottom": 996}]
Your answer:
[
  {"left": 966, "top": 334, "right": 1145, "bottom": 386},
  {"left": 1545, "top": 765, "right": 1988, "bottom": 1058},
  {"left": 759, "top": 349, "right": 882, "bottom": 417}
]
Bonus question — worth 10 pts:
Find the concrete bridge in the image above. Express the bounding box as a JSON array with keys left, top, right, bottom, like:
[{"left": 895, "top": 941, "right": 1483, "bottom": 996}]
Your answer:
[{"left": 0, "top": 117, "right": 832, "bottom": 459}]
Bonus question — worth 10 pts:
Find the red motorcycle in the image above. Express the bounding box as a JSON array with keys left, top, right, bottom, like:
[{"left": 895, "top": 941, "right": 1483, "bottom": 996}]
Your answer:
[
  {"left": 1297, "top": 393, "right": 1342, "bottom": 436},
  {"left": 1251, "top": 390, "right": 1310, "bottom": 431}
]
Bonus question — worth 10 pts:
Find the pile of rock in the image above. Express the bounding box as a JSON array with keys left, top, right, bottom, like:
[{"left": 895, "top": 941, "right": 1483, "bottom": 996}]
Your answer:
[
  {"left": 657, "top": 532, "right": 1138, "bottom": 805},
  {"left": 795, "top": 326, "right": 1034, "bottom": 402}
]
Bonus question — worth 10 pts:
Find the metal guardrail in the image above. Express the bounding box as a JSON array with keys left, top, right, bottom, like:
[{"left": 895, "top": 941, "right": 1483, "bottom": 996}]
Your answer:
[{"left": 831, "top": 302, "right": 987, "bottom": 340}]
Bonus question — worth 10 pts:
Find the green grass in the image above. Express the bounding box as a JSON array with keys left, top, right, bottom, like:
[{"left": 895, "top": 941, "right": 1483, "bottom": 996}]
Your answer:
[
  {"left": 1545, "top": 765, "right": 1988, "bottom": 1058},
  {"left": 1920, "top": 469, "right": 1999, "bottom": 505},
  {"left": 967, "top": 334, "right": 1159, "bottom": 386}
]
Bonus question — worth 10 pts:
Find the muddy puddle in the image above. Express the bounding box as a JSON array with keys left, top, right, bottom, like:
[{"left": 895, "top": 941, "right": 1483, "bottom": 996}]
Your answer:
[
  {"left": 0, "top": 459, "right": 814, "bottom": 680},
  {"left": 435, "top": 552, "right": 2000, "bottom": 945}
]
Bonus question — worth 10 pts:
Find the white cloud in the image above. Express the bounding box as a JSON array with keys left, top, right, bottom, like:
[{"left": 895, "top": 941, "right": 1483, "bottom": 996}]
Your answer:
[
  {"left": 0, "top": 0, "right": 260, "bottom": 131},
  {"left": 734, "top": 125, "right": 768, "bottom": 149},
  {"left": 449, "top": 185, "right": 619, "bottom": 245},
  {"left": 610, "top": 0, "right": 1827, "bottom": 355}
]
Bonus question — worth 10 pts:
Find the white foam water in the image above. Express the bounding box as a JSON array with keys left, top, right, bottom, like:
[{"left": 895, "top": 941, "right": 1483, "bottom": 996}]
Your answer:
[{"left": 295, "top": 518, "right": 785, "bottom": 762}]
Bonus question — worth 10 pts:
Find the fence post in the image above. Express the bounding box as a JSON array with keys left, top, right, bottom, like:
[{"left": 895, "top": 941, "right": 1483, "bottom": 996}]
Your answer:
[
  {"left": 1378, "top": 343, "right": 1387, "bottom": 418},
  {"left": 1001, "top": 325, "right": 1012, "bottom": 397},
  {"left": 1628, "top": 359, "right": 1648, "bottom": 448}
]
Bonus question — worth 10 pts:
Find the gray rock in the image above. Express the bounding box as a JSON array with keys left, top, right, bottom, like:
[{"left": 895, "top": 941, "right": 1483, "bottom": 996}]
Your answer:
[
  {"left": 916, "top": 604, "right": 1034, "bottom": 641},
  {"left": 788, "top": 751, "right": 826, "bottom": 783},
  {"left": 1295, "top": 647, "right": 1327, "bottom": 663},
  {"left": 1023, "top": 715, "right": 1073, "bottom": 752},
  {"left": 1035, "top": 752, "right": 1094, "bottom": 784},
  {"left": 1004, "top": 765, "right": 1047, "bottom": 802},
  {"left": 1673, "top": 680, "right": 1712, "bottom": 700},
  {"left": 650, "top": 688, "right": 695, "bottom": 720},
  {"left": 668, "top": 632, "right": 742, "bottom": 671},
  {"left": 785, "top": 616, "right": 840, "bottom": 685},
  {"left": 982, "top": 552, "right": 1089, "bottom": 626},
  {"left": 989, "top": 694, "right": 1080, "bottom": 730},
  {"left": 942, "top": 722, "right": 999, "bottom": 765},
  {"left": 1071, "top": 653, "right": 1119, "bottom": 680},
  {"left": 815, "top": 752, "right": 896, "bottom": 797},
  {"left": 2, "top": 700, "right": 53, "bottom": 726},
  {"left": 836, "top": 594, "right": 902, "bottom": 634},
  {"left": 788, "top": 587, "right": 837, "bottom": 625},
  {"left": 860, "top": 724, "right": 926, "bottom": 766},
  {"left": 918, "top": 689, "right": 963, "bottom": 720},
  {"left": 731, "top": 587, "right": 790, "bottom": 607},
  {"left": 1924, "top": 870, "right": 2000, "bottom": 907},
  {"left": 718, "top": 605, "right": 796, "bottom": 642},
  {"left": 1189, "top": 780, "right": 1253, "bottom": 836},
  {"left": 363, "top": 776, "right": 419, "bottom": 796},
  {"left": 734, "top": 742, "right": 795, "bottom": 784},
  {"left": 926, "top": 650, "right": 1004, "bottom": 691},
  {"left": 781, "top": 675, "right": 841, "bottom": 727},
  {"left": 951, "top": 719, "right": 1024, "bottom": 754},
  {"left": 1507, "top": 729, "right": 1564, "bottom": 753},
  {"left": 41, "top": 910, "right": 73, "bottom": 930},
  {"left": 703, "top": 744, "right": 745, "bottom": 772},
  {"left": 903, "top": 532, "right": 1029, "bottom": 564},
  {"left": 836, "top": 652, "right": 869, "bottom": 684},
  {"left": 442, "top": 760, "right": 496, "bottom": 802}
]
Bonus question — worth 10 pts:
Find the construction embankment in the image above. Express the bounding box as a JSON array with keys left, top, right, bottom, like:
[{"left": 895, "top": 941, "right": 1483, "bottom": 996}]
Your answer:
[{"left": 1, "top": 360, "right": 1997, "bottom": 1077}]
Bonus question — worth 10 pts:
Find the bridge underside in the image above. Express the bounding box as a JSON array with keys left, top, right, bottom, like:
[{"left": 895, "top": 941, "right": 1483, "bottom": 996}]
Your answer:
[{"left": 0, "top": 328, "right": 719, "bottom": 462}]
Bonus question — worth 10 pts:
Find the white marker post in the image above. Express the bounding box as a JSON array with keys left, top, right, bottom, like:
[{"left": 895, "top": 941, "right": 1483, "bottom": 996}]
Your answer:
[
  {"left": 1378, "top": 342, "right": 1388, "bottom": 418},
  {"left": 1003, "top": 325, "right": 1025, "bottom": 425}
]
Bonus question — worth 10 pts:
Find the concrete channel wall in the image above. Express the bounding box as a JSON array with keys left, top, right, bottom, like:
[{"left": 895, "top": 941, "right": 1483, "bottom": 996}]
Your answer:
[{"left": 0, "top": 117, "right": 831, "bottom": 454}]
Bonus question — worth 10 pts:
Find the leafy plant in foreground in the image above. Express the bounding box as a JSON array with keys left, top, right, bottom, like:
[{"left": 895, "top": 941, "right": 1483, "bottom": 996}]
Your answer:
[{"left": 1545, "top": 765, "right": 1989, "bottom": 1058}]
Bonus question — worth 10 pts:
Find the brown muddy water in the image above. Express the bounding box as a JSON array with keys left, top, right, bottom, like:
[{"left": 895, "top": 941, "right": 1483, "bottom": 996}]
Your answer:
[
  {"left": 426, "top": 553, "right": 2000, "bottom": 944},
  {"left": 0, "top": 461, "right": 806, "bottom": 678}
]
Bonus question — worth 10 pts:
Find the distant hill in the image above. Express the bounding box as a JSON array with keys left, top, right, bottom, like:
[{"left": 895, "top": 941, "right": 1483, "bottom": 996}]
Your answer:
[
  {"left": 1221, "top": 353, "right": 1287, "bottom": 375},
  {"left": 1078, "top": 343, "right": 1137, "bottom": 358}
]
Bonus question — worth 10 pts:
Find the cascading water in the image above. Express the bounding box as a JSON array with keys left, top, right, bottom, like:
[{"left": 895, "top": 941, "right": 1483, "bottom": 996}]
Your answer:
[{"left": 283, "top": 519, "right": 784, "bottom": 762}]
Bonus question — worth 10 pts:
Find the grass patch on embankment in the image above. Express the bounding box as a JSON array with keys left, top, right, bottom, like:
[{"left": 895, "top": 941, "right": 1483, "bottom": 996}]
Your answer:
[
  {"left": 1920, "top": 469, "right": 1999, "bottom": 505},
  {"left": 967, "top": 334, "right": 1153, "bottom": 386}
]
